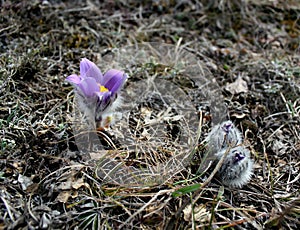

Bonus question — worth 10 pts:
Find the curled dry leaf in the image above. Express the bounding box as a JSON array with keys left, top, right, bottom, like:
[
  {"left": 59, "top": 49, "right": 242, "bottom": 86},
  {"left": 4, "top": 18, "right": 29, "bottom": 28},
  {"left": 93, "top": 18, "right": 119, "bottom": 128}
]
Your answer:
[
  {"left": 58, "top": 177, "right": 88, "bottom": 190},
  {"left": 71, "top": 178, "right": 87, "bottom": 190},
  {"left": 183, "top": 204, "right": 211, "bottom": 223},
  {"left": 225, "top": 77, "right": 248, "bottom": 95},
  {"left": 56, "top": 191, "right": 70, "bottom": 203},
  {"left": 56, "top": 177, "right": 88, "bottom": 203}
]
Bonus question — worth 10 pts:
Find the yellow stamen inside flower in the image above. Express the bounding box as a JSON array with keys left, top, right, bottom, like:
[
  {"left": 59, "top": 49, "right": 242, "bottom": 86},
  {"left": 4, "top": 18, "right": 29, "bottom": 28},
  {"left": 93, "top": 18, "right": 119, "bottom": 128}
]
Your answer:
[{"left": 100, "top": 85, "right": 109, "bottom": 92}]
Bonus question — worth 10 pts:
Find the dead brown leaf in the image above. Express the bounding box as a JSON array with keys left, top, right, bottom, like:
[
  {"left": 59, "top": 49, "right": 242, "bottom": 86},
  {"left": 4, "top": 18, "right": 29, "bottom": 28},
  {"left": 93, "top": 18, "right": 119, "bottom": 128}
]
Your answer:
[
  {"left": 56, "top": 191, "right": 71, "bottom": 203},
  {"left": 225, "top": 77, "right": 248, "bottom": 94}
]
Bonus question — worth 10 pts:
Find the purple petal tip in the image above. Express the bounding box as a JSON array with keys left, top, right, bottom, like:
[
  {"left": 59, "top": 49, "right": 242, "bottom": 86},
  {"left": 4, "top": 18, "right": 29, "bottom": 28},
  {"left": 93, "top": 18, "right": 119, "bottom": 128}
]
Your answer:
[
  {"left": 66, "top": 74, "right": 81, "bottom": 85},
  {"left": 234, "top": 152, "right": 245, "bottom": 163}
]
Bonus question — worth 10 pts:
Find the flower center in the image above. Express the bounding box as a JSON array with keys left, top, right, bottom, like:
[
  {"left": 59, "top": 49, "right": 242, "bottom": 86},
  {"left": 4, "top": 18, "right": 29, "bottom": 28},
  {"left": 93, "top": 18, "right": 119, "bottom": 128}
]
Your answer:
[{"left": 99, "top": 85, "right": 109, "bottom": 92}]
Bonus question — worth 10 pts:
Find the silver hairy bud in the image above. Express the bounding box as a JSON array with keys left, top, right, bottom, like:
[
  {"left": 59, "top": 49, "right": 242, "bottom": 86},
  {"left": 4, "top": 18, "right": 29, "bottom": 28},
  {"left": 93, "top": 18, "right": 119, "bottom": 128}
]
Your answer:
[
  {"left": 205, "top": 120, "right": 242, "bottom": 156},
  {"left": 216, "top": 146, "right": 253, "bottom": 188},
  {"left": 205, "top": 120, "right": 254, "bottom": 188}
]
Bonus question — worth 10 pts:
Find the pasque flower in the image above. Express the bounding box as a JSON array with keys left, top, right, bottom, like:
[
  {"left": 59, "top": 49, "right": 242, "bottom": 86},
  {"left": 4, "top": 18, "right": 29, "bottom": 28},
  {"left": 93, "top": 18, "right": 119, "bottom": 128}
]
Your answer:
[
  {"left": 205, "top": 120, "right": 254, "bottom": 188},
  {"left": 66, "top": 58, "right": 127, "bottom": 127},
  {"left": 205, "top": 120, "right": 242, "bottom": 156},
  {"left": 216, "top": 146, "right": 253, "bottom": 188}
]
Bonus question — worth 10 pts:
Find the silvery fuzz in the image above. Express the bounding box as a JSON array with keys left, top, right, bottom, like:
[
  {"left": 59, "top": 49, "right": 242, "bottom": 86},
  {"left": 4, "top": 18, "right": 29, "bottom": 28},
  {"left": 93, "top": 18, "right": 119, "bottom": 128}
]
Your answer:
[{"left": 206, "top": 120, "right": 253, "bottom": 188}]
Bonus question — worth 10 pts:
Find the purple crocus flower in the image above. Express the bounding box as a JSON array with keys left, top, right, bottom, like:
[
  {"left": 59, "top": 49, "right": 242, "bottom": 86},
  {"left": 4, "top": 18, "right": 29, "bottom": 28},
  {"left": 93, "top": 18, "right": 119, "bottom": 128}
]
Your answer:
[{"left": 66, "top": 58, "right": 127, "bottom": 122}]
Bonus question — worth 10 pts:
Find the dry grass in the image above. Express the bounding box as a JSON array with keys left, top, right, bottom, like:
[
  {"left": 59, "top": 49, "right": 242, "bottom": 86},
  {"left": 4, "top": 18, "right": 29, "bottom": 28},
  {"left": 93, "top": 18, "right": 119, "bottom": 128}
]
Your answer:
[{"left": 0, "top": 0, "right": 299, "bottom": 229}]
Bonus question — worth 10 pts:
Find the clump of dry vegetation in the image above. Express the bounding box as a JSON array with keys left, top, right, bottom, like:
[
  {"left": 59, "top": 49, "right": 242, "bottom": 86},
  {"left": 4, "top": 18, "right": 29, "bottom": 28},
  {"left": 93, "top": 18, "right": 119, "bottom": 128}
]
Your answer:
[{"left": 0, "top": 0, "right": 299, "bottom": 229}]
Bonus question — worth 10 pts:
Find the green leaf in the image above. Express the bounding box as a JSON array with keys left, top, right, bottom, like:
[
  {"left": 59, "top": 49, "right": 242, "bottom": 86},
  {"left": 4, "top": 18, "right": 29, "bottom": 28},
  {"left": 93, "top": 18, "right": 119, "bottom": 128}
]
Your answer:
[{"left": 172, "top": 183, "right": 202, "bottom": 198}]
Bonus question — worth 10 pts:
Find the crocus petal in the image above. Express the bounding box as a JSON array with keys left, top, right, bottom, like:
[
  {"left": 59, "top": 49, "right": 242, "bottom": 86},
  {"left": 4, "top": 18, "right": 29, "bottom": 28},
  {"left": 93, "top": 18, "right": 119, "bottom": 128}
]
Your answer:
[
  {"left": 101, "top": 92, "right": 112, "bottom": 106},
  {"left": 80, "top": 58, "right": 92, "bottom": 76},
  {"left": 95, "top": 91, "right": 112, "bottom": 110},
  {"left": 77, "top": 77, "right": 99, "bottom": 98},
  {"left": 103, "top": 69, "right": 127, "bottom": 93},
  {"left": 80, "top": 58, "right": 103, "bottom": 83},
  {"left": 66, "top": 74, "right": 82, "bottom": 85}
]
